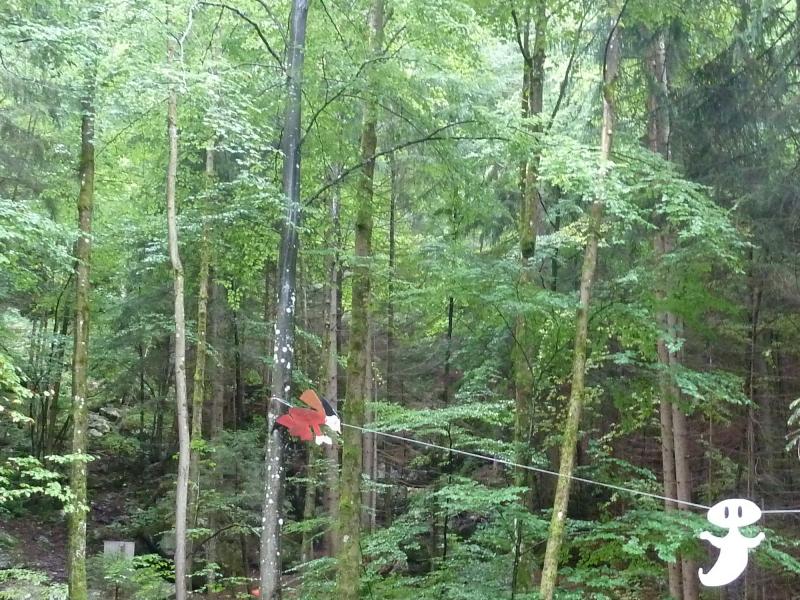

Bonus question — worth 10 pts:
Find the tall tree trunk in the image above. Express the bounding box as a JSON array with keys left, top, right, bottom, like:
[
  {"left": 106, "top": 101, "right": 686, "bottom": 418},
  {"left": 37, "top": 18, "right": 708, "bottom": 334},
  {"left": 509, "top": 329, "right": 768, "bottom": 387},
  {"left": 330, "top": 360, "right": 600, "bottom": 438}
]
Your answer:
[
  {"left": 362, "top": 322, "right": 376, "bottom": 531},
  {"left": 387, "top": 155, "right": 398, "bottom": 402},
  {"left": 441, "top": 295, "right": 455, "bottom": 562},
  {"left": 299, "top": 267, "right": 318, "bottom": 562},
  {"left": 232, "top": 310, "right": 245, "bottom": 428},
  {"left": 383, "top": 156, "right": 399, "bottom": 529},
  {"left": 67, "top": 74, "right": 95, "bottom": 600},
  {"left": 323, "top": 176, "right": 341, "bottom": 556},
  {"left": 153, "top": 339, "right": 171, "bottom": 462},
  {"left": 207, "top": 279, "right": 225, "bottom": 594},
  {"left": 336, "top": 2, "right": 384, "bottom": 597},
  {"left": 166, "top": 40, "right": 191, "bottom": 600},
  {"left": 300, "top": 447, "right": 317, "bottom": 563},
  {"left": 187, "top": 143, "right": 213, "bottom": 577},
  {"left": 538, "top": 15, "right": 620, "bottom": 600},
  {"left": 670, "top": 311, "right": 699, "bottom": 600},
  {"left": 745, "top": 254, "right": 762, "bottom": 497},
  {"left": 259, "top": 1, "right": 309, "bottom": 597},
  {"left": 44, "top": 315, "right": 69, "bottom": 456},
  {"left": 646, "top": 29, "right": 682, "bottom": 599},
  {"left": 511, "top": 1, "right": 546, "bottom": 593}
]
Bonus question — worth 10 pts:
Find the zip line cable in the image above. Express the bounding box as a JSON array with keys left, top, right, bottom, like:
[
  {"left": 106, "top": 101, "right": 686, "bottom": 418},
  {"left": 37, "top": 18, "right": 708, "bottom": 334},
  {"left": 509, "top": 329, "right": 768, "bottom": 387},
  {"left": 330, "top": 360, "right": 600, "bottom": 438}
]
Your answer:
[
  {"left": 270, "top": 396, "right": 800, "bottom": 515},
  {"left": 342, "top": 422, "right": 710, "bottom": 510}
]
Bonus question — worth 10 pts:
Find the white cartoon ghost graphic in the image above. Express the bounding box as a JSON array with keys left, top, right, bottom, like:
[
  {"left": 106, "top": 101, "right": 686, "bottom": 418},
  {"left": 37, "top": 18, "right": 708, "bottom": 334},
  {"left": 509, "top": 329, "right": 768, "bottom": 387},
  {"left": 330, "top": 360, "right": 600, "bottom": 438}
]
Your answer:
[{"left": 698, "top": 498, "right": 765, "bottom": 587}]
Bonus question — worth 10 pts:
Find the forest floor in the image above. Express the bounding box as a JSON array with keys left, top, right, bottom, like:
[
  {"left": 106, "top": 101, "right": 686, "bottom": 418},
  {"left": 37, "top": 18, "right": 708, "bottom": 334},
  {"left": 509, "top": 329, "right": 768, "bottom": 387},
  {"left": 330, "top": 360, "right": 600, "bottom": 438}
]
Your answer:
[
  {"left": 0, "top": 485, "right": 130, "bottom": 583},
  {"left": 0, "top": 514, "right": 67, "bottom": 580}
]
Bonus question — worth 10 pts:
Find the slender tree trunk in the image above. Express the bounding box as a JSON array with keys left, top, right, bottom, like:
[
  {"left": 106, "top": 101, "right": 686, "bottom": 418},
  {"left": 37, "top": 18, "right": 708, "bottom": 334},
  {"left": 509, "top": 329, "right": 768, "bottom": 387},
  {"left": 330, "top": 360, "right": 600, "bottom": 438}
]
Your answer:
[
  {"left": 669, "top": 311, "right": 699, "bottom": 600},
  {"left": 263, "top": 263, "right": 274, "bottom": 390},
  {"left": 362, "top": 322, "right": 376, "bottom": 531},
  {"left": 166, "top": 40, "right": 191, "bottom": 600},
  {"left": 659, "top": 371, "right": 682, "bottom": 599},
  {"left": 383, "top": 157, "right": 398, "bottom": 529},
  {"left": 299, "top": 266, "right": 318, "bottom": 562},
  {"left": 337, "top": 2, "right": 384, "bottom": 597},
  {"left": 646, "top": 29, "right": 682, "bottom": 599},
  {"left": 153, "top": 341, "right": 170, "bottom": 462},
  {"left": 745, "top": 256, "right": 762, "bottom": 497},
  {"left": 300, "top": 447, "right": 317, "bottom": 562},
  {"left": 647, "top": 31, "right": 699, "bottom": 600},
  {"left": 232, "top": 311, "right": 245, "bottom": 428},
  {"left": 67, "top": 75, "right": 95, "bottom": 600},
  {"left": 511, "top": 2, "right": 546, "bottom": 593},
  {"left": 45, "top": 315, "right": 69, "bottom": 456},
  {"left": 36, "top": 305, "right": 68, "bottom": 458},
  {"left": 387, "top": 155, "right": 398, "bottom": 402},
  {"left": 259, "top": 1, "right": 309, "bottom": 597},
  {"left": 539, "top": 15, "right": 620, "bottom": 600},
  {"left": 323, "top": 178, "right": 341, "bottom": 556},
  {"left": 207, "top": 279, "right": 225, "bottom": 594},
  {"left": 655, "top": 273, "right": 682, "bottom": 599},
  {"left": 187, "top": 144, "right": 213, "bottom": 576},
  {"left": 441, "top": 295, "right": 455, "bottom": 562}
]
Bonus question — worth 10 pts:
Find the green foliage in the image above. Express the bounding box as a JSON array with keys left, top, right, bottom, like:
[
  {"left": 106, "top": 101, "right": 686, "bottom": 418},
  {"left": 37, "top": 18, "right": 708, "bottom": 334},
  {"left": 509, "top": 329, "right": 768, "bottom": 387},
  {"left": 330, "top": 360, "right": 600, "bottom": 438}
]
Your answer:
[
  {"left": 0, "top": 353, "right": 31, "bottom": 425},
  {"left": 89, "top": 554, "right": 174, "bottom": 600},
  {"left": 0, "top": 456, "right": 74, "bottom": 513},
  {"left": 0, "top": 569, "right": 67, "bottom": 600}
]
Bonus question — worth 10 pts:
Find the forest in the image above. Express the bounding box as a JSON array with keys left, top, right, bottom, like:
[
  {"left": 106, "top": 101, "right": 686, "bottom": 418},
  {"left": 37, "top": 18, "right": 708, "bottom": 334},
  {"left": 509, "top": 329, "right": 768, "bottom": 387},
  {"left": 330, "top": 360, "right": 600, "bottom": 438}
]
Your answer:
[{"left": 2, "top": 0, "right": 800, "bottom": 598}]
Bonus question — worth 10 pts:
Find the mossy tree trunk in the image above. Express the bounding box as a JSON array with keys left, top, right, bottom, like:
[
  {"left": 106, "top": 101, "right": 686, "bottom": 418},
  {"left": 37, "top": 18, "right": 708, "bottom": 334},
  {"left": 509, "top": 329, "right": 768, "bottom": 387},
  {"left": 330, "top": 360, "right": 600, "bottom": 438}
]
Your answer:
[
  {"left": 67, "top": 73, "right": 95, "bottom": 600},
  {"left": 336, "top": 1, "right": 384, "bottom": 597},
  {"left": 538, "top": 13, "right": 621, "bottom": 600}
]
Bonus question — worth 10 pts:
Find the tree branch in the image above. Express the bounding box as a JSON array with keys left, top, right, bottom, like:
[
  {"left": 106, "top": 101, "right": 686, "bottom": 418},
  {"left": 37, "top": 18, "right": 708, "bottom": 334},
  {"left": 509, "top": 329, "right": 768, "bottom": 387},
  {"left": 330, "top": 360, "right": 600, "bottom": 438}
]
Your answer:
[
  {"left": 602, "top": 0, "right": 629, "bottom": 83},
  {"left": 199, "top": 1, "right": 283, "bottom": 70},
  {"left": 547, "top": 11, "right": 588, "bottom": 131},
  {"left": 306, "top": 121, "right": 506, "bottom": 204},
  {"left": 252, "top": 0, "right": 288, "bottom": 47},
  {"left": 511, "top": 8, "right": 531, "bottom": 61}
]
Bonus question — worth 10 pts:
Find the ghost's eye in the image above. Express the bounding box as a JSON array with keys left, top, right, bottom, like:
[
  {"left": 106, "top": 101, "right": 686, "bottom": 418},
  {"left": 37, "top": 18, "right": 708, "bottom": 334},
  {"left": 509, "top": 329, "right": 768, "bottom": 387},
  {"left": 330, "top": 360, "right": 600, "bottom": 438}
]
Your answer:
[
  {"left": 724, "top": 506, "right": 730, "bottom": 519},
  {"left": 738, "top": 506, "right": 743, "bottom": 518}
]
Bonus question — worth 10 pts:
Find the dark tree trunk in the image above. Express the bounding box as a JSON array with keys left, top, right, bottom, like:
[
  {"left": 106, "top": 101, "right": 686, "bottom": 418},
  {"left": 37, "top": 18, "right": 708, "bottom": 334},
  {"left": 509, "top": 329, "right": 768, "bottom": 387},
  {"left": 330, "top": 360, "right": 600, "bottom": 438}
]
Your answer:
[
  {"left": 233, "top": 310, "right": 245, "bottom": 428},
  {"left": 387, "top": 155, "right": 398, "bottom": 402},
  {"left": 323, "top": 177, "right": 341, "bottom": 556},
  {"left": 259, "top": 1, "right": 309, "bottom": 597},
  {"left": 646, "top": 29, "right": 682, "bottom": 599},
  {"left": 207, "top": 278, "right": 225, "bottom": 593},
  {"left": 511, "top": 1, "right": 546, "bottom": 593}
]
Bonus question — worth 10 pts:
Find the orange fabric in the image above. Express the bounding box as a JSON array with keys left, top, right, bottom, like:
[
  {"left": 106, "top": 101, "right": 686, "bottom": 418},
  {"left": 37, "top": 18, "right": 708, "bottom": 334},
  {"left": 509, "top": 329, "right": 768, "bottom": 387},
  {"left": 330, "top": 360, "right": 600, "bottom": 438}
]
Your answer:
[
  {"left": 276, "top": 407, "right": 324, "bottom": 441},
  {"left": 299, "top": 389, "right": 324, "bottom": 413}
]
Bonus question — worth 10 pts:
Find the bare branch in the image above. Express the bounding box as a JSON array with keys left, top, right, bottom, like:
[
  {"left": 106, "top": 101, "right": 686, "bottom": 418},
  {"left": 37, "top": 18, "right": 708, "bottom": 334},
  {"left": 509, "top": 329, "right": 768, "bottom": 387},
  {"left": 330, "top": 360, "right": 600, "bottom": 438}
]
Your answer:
[
  {"left": 602, "top": 0, "right": 630, "bottom": 84},
  {"left": 547, "top": 11, "right": 588, "bottom": 131},
  {"left": 306, "top": 121, "right": 506, "bottom": 205},
  {"left": 253, "top": 0, "right": 288, "bottom": 47},
  {"left": 199, "top": 1, "right": 283, "bottom": 70},
  {"left": 511, "top": 8, "right": 530, "bottom": 61}
]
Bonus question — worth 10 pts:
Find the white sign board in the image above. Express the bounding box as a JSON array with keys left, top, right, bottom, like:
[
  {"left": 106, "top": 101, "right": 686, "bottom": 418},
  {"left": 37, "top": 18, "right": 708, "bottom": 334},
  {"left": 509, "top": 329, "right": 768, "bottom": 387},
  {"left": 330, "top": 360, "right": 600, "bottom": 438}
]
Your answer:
[{"left": 103, "top": 541, "right": 135, "bottom": 559}]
